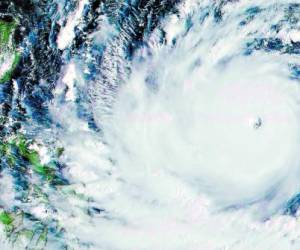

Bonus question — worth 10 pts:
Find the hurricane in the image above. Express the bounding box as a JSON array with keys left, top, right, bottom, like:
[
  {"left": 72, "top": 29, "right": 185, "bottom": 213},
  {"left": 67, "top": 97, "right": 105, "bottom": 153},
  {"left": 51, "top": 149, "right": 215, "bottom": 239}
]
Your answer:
[{"left": 1, "top": 0, "right": 300, "bottom": 249}]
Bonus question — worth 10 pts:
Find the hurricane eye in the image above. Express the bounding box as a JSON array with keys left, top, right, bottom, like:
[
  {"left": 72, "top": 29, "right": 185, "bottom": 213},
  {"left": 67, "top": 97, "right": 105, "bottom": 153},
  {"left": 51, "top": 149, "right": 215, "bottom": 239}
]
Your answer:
[{"left": 252, "top": 116, "right": 262, "bottom": 129}]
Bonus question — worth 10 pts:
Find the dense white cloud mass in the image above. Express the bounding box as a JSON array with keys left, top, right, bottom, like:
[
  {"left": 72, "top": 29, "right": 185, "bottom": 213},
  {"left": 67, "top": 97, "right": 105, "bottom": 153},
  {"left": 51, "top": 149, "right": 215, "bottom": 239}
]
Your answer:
[
  {"left": 50, "top": 0, "right": 300, "bottom": 249},
  {"left": 110, "top": 53, "right": 300, "bottom": 211}
]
